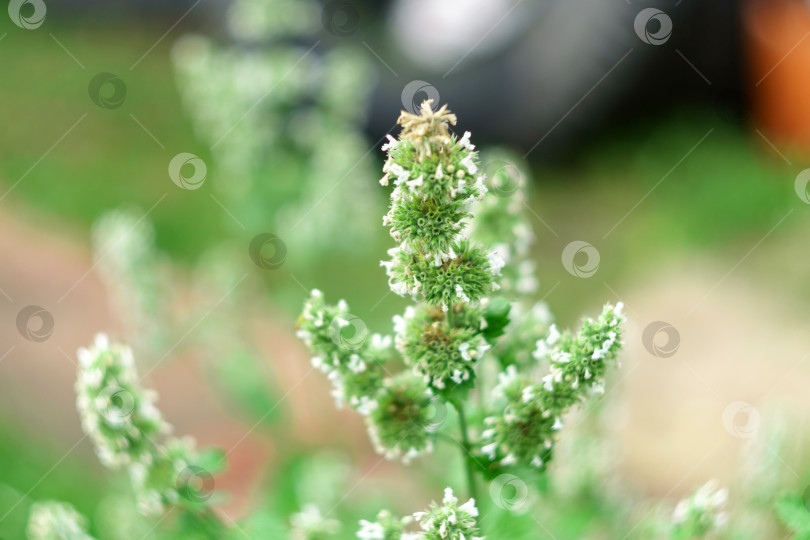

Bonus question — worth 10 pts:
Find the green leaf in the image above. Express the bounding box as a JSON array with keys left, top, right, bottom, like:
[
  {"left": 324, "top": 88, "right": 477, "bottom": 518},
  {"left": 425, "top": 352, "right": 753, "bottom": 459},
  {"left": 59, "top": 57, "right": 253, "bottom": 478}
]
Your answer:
[{"left": 482, "top": 297, "right": 511, "bottom": 342}]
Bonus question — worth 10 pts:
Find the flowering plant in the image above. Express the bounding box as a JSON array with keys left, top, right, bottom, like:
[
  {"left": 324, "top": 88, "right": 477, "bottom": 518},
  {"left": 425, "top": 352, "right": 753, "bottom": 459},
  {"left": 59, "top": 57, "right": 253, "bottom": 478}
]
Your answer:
[
  {"left": 296, "top": 100, "right": 626, "bottom": 537},
  {"left": 22, "top": 100, "right": 764, "bottom": 540}
]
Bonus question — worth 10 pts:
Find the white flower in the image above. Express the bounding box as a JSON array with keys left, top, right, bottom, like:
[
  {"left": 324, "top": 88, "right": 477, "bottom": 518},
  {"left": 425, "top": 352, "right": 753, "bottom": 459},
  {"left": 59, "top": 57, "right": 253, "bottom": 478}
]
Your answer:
[
  {"left": 455, "top": 284, "right": 471, "bottom": 303},
  {"left": 381, "top": 134, "right": 398, "bottom": 152},
  {"left": 458, "top": 131, "right": 475, "bottom": 150},
  {"left": 460, "top": 154, "right": 478, "bottom": 175},
  {"left": 546, "top": 324, "right": 560, "bottom": 346},
  {"left": 357, "top": 520, "right": 385, "bottom": 539}
]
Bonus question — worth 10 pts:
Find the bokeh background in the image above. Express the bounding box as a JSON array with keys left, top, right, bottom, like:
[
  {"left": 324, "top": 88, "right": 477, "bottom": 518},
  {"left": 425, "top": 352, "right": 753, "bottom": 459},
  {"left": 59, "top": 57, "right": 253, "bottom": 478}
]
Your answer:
[{"left": 2, "top": 0, "right": 810, "bottom": 538}]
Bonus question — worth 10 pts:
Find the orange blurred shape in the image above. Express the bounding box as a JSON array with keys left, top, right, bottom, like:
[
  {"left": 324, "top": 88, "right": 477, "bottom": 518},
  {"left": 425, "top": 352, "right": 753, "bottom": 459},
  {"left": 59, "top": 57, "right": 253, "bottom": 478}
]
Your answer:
[{"left": 745, "top": 0, "right": 810, "bottom": 157}]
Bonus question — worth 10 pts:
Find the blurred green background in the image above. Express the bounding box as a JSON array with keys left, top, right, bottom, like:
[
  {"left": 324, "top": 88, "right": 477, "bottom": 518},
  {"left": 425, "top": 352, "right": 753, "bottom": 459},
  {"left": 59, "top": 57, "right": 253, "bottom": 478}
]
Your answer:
[{"left": 3, "top": 4, "right": 810, "bottom": 540}]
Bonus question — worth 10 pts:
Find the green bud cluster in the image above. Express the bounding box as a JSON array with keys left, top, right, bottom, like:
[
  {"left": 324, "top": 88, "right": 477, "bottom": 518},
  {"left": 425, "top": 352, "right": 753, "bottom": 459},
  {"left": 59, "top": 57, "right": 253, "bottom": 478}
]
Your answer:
[
  {"left": 366, "top": 373, "right": 437, "bottom": 463},
  {"left": 394, "top": 304, "right": 490, "bottom": 395}
]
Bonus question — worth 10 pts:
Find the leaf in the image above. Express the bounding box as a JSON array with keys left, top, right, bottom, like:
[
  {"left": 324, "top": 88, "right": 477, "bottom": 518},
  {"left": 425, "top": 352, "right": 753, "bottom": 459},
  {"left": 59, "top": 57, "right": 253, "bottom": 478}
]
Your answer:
[{"left": 482, "top": 297, "right": 511, "bottom": 342}]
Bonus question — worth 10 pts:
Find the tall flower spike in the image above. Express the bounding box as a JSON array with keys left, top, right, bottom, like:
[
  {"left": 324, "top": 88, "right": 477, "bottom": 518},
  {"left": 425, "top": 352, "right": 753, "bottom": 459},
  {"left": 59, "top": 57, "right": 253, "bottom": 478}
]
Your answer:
[
  {"left": 297, "top": 290, "right": 392, "bottom": 415},
  {"left": 75, "top": 334, "right": 216, "bottom": 514},
  {"left": 469, "top": 150, "right": 537, "bottom": 296},
  {"left": 380, "top": 100, "right": 501, "bottom": 311},
  {"left": 480, "top": 303, "right": 625, "bottom": 470},
  {"left": 75, "top": 333, "right": 168, "bottom": 467}
]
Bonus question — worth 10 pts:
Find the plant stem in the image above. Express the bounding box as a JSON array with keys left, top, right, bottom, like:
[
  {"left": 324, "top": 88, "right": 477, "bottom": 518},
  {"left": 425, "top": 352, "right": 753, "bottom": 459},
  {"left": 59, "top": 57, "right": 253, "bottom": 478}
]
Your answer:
[
  {"left": 452, "top": 400, "right": 479, "bottom": 505},
  {"left": 447, "top": 305, "right": 457, "bottom": 328}
]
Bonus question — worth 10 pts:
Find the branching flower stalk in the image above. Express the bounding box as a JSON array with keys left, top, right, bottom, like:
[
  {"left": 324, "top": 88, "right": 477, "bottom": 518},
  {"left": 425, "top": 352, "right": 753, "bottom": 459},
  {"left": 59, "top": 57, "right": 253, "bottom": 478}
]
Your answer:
[
  {"left": 297, "top": 99, "right": 626, "bottom": 534},
  {"left": 75, "top": 334, "right": 225, "bottom": 522},
  {"left": 37, "top": 100, "right": 626, "bottom": 540}
]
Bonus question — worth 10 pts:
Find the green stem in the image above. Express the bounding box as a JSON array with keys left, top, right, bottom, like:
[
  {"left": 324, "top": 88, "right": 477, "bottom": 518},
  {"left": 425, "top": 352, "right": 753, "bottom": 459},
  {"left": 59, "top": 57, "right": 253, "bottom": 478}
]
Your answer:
[
  {"left": 447, "top": 305, "right": 458, "bottom": 328},
  {"left": 452, "top": 400, "right": 479, "bottom": 505}
]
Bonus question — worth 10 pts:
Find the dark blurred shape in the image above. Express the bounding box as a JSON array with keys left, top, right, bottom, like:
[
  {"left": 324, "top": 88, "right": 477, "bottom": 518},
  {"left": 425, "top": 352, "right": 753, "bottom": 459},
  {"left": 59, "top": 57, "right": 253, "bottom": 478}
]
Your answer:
[{"left": 365, "top": 0, "right": 745, "bottom": 160}]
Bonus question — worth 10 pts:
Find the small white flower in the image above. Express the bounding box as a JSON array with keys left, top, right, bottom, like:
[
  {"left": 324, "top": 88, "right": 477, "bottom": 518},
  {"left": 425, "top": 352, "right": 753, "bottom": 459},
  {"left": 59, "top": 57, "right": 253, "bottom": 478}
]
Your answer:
[
  {"left": 458, "top": 131, "right": 475, "bottom": 150},
  {"left": 460, "top": 155, "right": 477, "bottom": 175}
]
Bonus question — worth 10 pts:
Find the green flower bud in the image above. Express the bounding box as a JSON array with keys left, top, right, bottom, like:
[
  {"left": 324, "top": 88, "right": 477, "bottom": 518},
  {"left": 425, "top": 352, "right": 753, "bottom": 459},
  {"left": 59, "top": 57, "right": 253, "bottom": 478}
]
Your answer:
[
  {"left": 366, "top": 373, "right": 436, "bottom": 464},
  {"left": 394, "top": 304, "right": 489, "bottom": 395}
]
